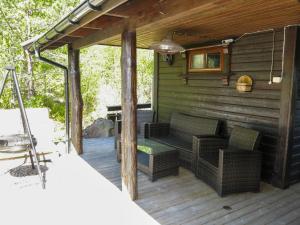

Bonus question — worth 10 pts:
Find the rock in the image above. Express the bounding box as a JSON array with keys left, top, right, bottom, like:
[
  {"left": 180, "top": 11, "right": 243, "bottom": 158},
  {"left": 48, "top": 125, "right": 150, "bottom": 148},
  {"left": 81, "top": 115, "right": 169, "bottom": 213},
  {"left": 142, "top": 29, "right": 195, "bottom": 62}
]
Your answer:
[{"left": 83, "top": 118, "right": 114, "bottom": 138}]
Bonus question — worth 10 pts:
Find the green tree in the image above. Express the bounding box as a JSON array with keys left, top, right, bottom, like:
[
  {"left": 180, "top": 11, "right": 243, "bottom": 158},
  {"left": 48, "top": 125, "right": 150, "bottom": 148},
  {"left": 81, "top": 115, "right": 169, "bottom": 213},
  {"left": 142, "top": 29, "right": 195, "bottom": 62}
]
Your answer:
[
  {"left": 81, "top": 46, "right": 153, "bottom": 125},
  {"left": 0, "top": 0, "right": 153, "bottom": 126},
  {"left": 0, "top": 0, "right": 79, "bottom": 121}
]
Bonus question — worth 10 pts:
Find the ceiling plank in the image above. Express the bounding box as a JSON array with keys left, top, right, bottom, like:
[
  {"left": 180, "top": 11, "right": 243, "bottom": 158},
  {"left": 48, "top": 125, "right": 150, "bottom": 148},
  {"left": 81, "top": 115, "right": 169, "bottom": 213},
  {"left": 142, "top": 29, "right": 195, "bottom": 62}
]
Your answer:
[
  {"left": 95, "top": 0, "right": 300, "bottom": 48},
  {"left": 73, "top": 0, "right": 220, "bottom": 49},
  {"left": 83, "top": 15, "right": 123, "bottom": 30},
  {"left": 69, "top": 28, "right": 97, "bottom": 37},
  {"left": 74, "top": 19, "right": 128, "bottom": 49},
  {"left": 105, "top": 12, "right": 129, "bottom": 18},
  {"left": 49, "top": 0, "right": 300, "bottom": 50}
]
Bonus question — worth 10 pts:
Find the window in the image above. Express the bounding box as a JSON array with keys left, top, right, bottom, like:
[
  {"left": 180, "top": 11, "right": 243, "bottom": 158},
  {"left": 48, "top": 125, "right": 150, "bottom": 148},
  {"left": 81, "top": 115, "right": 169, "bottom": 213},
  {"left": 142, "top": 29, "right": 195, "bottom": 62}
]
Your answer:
[{"left": 188, "top": 46, "right": 226, "bottom": 73}]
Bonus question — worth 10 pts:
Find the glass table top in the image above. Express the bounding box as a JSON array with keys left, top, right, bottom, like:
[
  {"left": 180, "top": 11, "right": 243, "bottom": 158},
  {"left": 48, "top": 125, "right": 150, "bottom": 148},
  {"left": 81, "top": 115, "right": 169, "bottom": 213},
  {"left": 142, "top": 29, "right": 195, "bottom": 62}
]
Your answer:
[{"left": 137, "top": 138, "right": 175, "bottom": 155}]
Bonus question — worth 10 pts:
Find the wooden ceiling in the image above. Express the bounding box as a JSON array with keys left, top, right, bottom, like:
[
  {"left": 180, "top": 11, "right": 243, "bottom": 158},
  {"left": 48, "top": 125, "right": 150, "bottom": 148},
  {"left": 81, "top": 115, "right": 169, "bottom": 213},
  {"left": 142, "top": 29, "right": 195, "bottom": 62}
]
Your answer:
[{"left": 43, "top": 0, "right": 300, "bottom": 50}]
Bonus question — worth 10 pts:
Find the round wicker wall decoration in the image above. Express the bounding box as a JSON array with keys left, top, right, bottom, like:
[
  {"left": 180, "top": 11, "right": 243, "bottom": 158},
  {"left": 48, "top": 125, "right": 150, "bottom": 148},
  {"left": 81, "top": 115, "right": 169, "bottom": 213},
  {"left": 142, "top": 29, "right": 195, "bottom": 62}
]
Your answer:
[{"left": 236, "top": 75, "right": 253, "bottom": 92}]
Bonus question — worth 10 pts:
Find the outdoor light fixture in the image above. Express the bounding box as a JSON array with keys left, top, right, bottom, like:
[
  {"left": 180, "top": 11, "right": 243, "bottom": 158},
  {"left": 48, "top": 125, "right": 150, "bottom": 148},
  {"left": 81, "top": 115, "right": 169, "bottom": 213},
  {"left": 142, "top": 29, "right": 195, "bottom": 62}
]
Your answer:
[{"left": 149, "top": 32, "right": 185, "bottom": 55}]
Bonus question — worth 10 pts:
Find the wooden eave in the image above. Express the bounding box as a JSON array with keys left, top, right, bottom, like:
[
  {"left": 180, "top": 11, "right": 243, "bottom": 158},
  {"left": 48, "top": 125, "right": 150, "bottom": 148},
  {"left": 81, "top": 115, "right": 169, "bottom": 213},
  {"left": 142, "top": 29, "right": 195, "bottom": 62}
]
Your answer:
[{"left": 23, "top": 0, "right": 300, "bottom": 52}]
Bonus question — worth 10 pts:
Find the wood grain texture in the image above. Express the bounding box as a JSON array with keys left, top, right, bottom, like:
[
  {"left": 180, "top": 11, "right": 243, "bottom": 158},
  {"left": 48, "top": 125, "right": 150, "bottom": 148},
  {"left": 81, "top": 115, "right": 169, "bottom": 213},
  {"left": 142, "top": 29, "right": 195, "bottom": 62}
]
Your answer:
[
  {"left": 121, "top": 27, "right": 138, "bottom": 200},
  {"left": 157, "top": 30, "right": 284, "bottom": 182},
  {"left": 101, "top": 0, "right": 300, "bottom": 48},
  {"left": 68, "top": 44, "right": 83, "bottom": 155},
  {"left": 31, "top": 0, "right": 300, "bottom": 51},
  {"left": 38, "top": 0, "right": 128, "bottom": 51},
  {"left": 290, "top": 28, "right": 300, "bottom": 186},
  {"left": 81, "top": 137, "right": 300, "bottom": 225},
  {"left": 152, "top": 52, "right": 159, "bottom": 122},
  {"left": 272, "top": 27, "right": 298, "bottom": 188},
  {"left": 65, "top": 0, "right": 300, "bottom": 49}
]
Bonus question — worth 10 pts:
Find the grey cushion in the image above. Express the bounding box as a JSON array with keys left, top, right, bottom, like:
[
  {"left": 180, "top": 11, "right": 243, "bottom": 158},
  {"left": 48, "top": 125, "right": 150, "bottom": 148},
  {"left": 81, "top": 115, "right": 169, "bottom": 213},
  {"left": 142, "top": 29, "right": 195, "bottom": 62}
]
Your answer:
[
  {"left": 137, "top": 110, "right": 154, "bottom": 133},
  {"left": 169, "top": 112, "right": 220, "bottom": 144},
  {"left": 228, "top": 126, "right": 260, "bottom": 151}
]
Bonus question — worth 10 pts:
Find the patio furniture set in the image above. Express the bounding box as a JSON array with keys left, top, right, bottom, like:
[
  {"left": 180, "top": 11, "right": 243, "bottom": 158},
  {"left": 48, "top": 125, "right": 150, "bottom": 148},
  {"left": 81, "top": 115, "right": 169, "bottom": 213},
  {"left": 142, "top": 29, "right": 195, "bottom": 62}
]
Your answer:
[{"left": 115, "top": 111, "right": 262, "bottom": 197}]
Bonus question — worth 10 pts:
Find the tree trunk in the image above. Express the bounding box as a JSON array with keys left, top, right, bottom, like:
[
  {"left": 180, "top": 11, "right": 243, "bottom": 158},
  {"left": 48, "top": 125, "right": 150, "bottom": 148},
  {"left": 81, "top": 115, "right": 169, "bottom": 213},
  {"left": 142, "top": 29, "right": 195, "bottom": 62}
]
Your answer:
[
  {"left": 25, "top": 1, "right": 35, "bottom": 99},
  {"left": 68, "top": 44, "right": 83, "bottom": 155},
  {"left": 121, "top": 26, "right": 138, "bottom": 200},
  {"left": 26, "top": 51, "right": 35, "bottom": 98}
]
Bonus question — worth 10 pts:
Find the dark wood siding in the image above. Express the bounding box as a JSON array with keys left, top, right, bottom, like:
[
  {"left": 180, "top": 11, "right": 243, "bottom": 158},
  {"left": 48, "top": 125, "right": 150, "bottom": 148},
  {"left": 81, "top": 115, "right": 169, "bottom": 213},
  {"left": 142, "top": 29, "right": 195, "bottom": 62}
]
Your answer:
[
  {"left": 290, "top": 29, "right": 300, "bottom": 185},
  {"left": 157, "top": 30, "right": 284, "bottom": 181}
]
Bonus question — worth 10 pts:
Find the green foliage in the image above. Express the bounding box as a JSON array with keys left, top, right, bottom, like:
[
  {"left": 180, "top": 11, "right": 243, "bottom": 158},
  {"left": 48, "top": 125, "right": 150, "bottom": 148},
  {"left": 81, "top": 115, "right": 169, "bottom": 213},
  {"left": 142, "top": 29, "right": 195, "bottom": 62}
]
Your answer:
[
  {"left": 25, "top": 94, "right": 65, "bottom": 121},
  {"left": 81, "top": 46, "right": 153, "bottom": 125},
  {"left": 0, "top": 0, "right": 79, "bottom": 122},
  {"left": 0, "top": 0, "right": 153, "bottom": 125}
]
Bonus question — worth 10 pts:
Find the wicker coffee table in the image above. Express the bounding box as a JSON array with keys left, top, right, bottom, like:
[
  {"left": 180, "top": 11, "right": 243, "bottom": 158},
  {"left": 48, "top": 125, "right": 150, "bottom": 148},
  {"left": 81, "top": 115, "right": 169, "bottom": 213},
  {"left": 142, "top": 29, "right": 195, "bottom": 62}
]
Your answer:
[
  {"left": 137, "top": 138, "right": 179, "bottom": 181},
  {"left": 117, "top": 138, "right": 179, "bottom": 181}
]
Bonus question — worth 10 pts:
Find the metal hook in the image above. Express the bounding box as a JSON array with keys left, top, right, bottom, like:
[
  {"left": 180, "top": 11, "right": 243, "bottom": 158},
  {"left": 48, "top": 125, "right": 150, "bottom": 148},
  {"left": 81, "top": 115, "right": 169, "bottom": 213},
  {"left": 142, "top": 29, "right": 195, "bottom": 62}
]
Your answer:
[
  {"left": 88, "top": 0, "right": 102, "bottom": 11},
  {"left": 54, "top": 27, "right": 64, "bottom": 35}
]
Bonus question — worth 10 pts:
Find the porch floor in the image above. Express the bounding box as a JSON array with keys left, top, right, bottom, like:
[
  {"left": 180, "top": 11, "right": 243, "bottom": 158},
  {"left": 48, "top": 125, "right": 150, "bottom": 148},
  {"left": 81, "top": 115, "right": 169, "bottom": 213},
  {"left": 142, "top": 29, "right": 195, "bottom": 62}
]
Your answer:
[
  {"left": 82, "top": 137, "right": 300, "bottom": 225},
  {"left": 1, "top": 137, "right": 300, "bottom": 225}
]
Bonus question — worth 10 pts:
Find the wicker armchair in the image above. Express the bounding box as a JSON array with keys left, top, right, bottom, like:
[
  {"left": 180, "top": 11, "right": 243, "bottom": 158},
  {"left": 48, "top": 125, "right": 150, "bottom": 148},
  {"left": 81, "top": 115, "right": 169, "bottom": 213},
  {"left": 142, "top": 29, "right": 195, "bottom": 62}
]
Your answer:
[{"left": 193, "top": 126, "right": 262, "bottom": 197}]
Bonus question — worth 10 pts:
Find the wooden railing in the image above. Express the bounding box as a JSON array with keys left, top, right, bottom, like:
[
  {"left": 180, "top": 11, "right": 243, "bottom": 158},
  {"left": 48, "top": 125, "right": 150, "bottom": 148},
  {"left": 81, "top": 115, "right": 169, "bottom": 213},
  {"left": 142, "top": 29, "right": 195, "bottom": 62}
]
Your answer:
[
  {"left": 106, "top": 103, "right": 151, "bottom": 121},
  {"left": 107, "top": 103, "right": 151, "bottom": 112}
]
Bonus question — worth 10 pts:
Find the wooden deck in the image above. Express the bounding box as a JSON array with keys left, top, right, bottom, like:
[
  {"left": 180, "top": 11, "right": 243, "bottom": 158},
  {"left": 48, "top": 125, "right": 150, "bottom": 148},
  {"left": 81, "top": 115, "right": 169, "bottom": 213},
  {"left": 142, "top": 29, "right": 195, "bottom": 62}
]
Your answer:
[{"left": 82, "top": 137, "right": 300, "bottom": 225}]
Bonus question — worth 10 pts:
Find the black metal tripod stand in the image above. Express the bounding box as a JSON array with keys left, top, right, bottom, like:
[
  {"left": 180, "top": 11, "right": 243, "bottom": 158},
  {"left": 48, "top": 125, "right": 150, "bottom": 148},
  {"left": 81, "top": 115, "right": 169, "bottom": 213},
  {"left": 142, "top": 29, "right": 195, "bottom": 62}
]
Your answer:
[{"left": 0, "top": 66, "right": 45, "bottom": 189}]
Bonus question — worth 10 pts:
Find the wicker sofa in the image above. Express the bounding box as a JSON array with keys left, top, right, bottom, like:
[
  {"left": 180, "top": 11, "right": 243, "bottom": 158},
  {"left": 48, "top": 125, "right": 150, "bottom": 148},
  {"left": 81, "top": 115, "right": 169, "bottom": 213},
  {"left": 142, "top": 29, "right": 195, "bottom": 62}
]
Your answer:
[
  {"left": 193, "top": 126, "right": 262, "bottom": 197},
  {"left": 146, "top": 112, "right": 220, "bottom": 169}
]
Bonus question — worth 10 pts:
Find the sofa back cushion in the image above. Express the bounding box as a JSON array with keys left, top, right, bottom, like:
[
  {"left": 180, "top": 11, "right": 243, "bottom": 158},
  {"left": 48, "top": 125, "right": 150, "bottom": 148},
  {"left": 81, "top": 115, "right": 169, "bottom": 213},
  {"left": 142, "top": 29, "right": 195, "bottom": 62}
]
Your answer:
[
  {"left": 229, "top": 126, "right": 261, "bottom": 151},
  {"left": 137, "top": 110, "right": 154, "bottom": 133},
  {"left": 169, "top": 112, "right": 220, "bottom": 144}
]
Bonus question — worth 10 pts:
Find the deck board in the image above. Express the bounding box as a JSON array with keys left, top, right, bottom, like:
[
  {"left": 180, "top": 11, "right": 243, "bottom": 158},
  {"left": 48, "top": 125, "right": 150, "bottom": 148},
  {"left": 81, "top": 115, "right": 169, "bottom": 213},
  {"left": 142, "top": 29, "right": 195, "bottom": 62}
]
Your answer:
[{"left": 82, "top": 137, "right": 300, "bottom": 225}]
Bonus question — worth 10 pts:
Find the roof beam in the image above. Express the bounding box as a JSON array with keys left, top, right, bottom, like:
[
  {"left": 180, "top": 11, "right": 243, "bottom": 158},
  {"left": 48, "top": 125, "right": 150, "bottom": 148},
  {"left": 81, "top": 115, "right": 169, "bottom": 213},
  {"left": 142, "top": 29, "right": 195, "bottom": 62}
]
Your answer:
[
  {"left": 82, "top": 15, "right": 123, "bottom": 30},
  {"left": 73, "top": 20, "right": 127, "bottom": 49},
  {"left": 105, "top": 12, "right": 129, "bottom": 18},
  {"left": 72, "top": 0, "right": 219, "bottom": 49},
  {"left": 40, "top": 0, "right": 128, "bottom": 51}
]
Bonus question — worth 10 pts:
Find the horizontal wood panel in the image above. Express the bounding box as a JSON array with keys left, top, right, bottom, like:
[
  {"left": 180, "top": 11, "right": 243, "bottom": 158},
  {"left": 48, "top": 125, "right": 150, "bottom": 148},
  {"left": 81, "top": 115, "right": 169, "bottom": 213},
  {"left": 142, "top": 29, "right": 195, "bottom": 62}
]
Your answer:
[
  {"left": 159, "top": 86, "right": 281, "bottom": 100},
  {"left": 160, "top": 71, "right": 283, "bottom": 82},
  {"left": 158, "top": 105, "right": 278, "bottom": 135},
  {"left": 231, "top": 61, "right": 282, "bottom": 72},
  {"left": 157, "top": 31, "right": 283, "bottom": 181},
  {"left": 232, "top": 41, "right": 283, "bottom": 53},
  {"left": 159, "top": 91, "right": 279, "bottom": 109},
  {"left": 160, "top": 79, "right": 281, "bottom": 90},
  {"left": 231, "top": 51, "right": 282, "bottom": 64},
  {"left": 233, "top": 30, "right": 284, "bottom": 46},
  {"left": 231, "top": 46, "right": 283, "bottom": 56},
  {"left": 160, "top": 67, "right": 185, "bottom": 74},
  {"left": 293, "top": 136, "right": 300, "bottom": 146},
  {"left": 159, "top": 97, "right": 279, "bottom": 119},
  {"left": 290, "top": 42, "right": 300, "bottom": 185}
]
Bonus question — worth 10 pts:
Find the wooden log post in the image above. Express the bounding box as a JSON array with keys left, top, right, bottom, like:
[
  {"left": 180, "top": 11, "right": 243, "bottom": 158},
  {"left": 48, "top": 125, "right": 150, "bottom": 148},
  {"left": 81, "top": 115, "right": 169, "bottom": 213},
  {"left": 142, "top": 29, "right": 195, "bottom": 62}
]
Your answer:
[
  {"left": 68, "top": 44, "right": 83, "bottom": 155},
  {"left": 121, "top": 26, "right": 138, "bottom": 200},
  {"left": 272, "top": 26, "right": 298, "bottom": 188}
]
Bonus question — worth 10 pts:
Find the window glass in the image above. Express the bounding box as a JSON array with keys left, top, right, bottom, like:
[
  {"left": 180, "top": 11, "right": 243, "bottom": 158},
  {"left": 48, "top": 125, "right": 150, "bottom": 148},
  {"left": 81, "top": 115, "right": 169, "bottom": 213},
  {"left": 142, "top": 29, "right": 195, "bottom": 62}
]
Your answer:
[
  {"left": 191, "top": 54, "right": 205, "bottom": 69},
  {"left": 188, "top": 47, "right": 225, "bottom": 72},
  {"left": 207, "top": 53, "right": 220, "bottom": 68}
]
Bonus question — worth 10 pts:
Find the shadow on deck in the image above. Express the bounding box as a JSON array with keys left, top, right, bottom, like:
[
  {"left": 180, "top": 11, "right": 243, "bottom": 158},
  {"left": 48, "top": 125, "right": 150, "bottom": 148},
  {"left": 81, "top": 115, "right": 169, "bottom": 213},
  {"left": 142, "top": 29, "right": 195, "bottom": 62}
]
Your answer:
[{"left": 82, "top": 137, "right": 300, "bottom": 225}]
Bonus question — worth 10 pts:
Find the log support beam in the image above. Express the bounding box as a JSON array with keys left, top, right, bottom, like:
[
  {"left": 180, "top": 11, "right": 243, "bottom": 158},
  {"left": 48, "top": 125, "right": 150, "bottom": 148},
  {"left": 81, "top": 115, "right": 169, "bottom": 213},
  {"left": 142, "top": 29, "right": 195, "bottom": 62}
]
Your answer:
[
  {"left": 272, "top": 26, "right": 298, "bottom": 188},
  {"left": 121, "top": 26, "right": 138, "bottom": 200},
  {"left": 68, "top": 44, "right": 83, "bottom": 155}
]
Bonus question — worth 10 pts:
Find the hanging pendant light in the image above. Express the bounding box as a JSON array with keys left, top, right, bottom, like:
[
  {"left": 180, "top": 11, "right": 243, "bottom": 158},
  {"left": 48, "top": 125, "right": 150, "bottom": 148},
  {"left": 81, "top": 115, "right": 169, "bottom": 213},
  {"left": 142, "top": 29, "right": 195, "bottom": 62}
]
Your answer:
[{"left": 149, "top": 32, "right": 185, "bottom": 55}]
